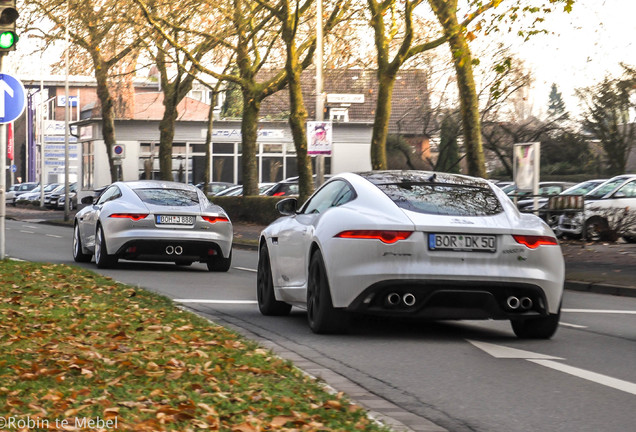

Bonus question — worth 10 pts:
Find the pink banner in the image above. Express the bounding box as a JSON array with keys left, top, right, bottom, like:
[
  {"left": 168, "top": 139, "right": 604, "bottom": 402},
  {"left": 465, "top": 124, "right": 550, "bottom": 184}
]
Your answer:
[{"left": 7, "top": 123, "right": 14, "bottom": 160}]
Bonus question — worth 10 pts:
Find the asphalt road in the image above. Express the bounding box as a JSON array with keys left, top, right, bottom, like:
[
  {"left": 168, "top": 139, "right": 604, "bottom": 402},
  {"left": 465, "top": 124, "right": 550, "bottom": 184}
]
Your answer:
[{"left": 5, "top": 219, "right": 636, "bottom": 432}]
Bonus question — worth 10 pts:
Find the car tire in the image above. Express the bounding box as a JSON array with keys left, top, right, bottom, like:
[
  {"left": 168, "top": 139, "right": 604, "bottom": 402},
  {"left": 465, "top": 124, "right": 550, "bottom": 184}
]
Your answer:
[
  {"left": 622, "top": 235, "right": 636, "bottom": 244},
  {"left": 95, "top": 225, "right": 118, "bottom": 269},
  {"left": 257, "top": 244, "right": 291, "bottom": 316},
  {"left": 307, "top": 250, "right": 349, "bottom": 334},
  {"left": 584, "top": 217, "right": 611, "bottom": 242},
  {"left": 511, "top": 306, "right": 561, "bottom": 339},
  {"left": 207, "top": 248, "right": 232, "bottom": 272},
  {"left": 73, "top": 223, "right": 92, "bottom": 263}
]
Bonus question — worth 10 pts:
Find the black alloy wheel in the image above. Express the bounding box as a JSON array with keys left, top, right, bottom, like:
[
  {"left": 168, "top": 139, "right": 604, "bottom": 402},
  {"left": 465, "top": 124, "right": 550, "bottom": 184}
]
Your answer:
[
  {"left": 95, "top": 225, "right": 118, "bottom": 269},
  {"left": 207, "top": 248, "right": 232, "bottom": 272},
  {"left": 511, "top": 305, "right": 561, "bottom": 339},
  {"left": 306, "top": 250, "right": 349, "bottom": 334},
  {"left": 256, "top": 244, "right": 291, "bottom": 316},
  {"left": 73, "top": 223, "right": 92, "bottom": 263}
]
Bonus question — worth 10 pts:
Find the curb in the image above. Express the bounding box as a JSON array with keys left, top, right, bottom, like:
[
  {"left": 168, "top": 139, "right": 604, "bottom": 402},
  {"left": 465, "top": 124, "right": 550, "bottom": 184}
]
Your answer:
[{"left": 564, "top": 280, "right": 636, "bottom": 298}]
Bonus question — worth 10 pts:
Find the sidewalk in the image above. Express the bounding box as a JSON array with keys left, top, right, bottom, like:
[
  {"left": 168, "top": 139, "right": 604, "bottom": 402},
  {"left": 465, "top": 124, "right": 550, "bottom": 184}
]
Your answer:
[{"left": 4, "top": 205, "right": 636, "bottom": 297}]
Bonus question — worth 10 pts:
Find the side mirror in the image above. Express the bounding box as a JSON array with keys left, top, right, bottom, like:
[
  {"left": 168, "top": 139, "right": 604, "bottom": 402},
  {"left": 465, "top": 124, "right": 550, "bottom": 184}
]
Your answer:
[
  {"left": 81, "top": 196, "right": 95, "bottom": 205},
  {"left": 276, "top": 197, "right": 298, "bottom": 216}
]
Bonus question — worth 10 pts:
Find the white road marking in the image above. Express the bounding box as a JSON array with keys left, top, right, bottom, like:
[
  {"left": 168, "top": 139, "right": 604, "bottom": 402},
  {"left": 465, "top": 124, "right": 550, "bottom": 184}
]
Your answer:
[
  {"left": 46, "top": 234, "right": 62, "bottom": 238},
  {"left": 467, "top": 340, "right": 564, "bottom": 359},
  {"left": 560, "top": 322, "right": 588, "bottom": 329},
  {"left": 233, "top": 266, "right": 257, "bottom": 273},
  {"left": 23, "top": 225, "right": 39, "bottom": 229},
  {"left": 529, "top": 359, "right": 636, "bottom": 396},
  {"left": 563, "top": 308, "right": 636, "bottom": 315},
  {"left": 469, "top": 340, "right": 636, "bottom": 396},
  {"left": 19, "top": 230, "right": 34, "bottom": 234},
  {"left": 173, "top": 299, "right": 258, "bottom": 304}
]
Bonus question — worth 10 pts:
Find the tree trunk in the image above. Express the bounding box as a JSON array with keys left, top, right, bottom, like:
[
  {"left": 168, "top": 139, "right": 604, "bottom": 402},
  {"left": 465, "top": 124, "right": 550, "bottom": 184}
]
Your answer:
[
  {"left": 451, "top": 39, "right": 487, "bottom": 178},
  {"left": 94, "top": 62, "right": 118, "bottom": 182},
  {"left": 241, "top": 92, "right": 260, "bottom": 196},
  {"left": 430, "top": 0, "right": 487, "bottom": 178},
  {"left": 158, "top": 96, "right": 179, "bottom": 181},
  {"left": 370, "top": 72, "right": 396, "bottom": 170},
  {"left": 282, "top": 9, "right": 313, "bottom": 203}
]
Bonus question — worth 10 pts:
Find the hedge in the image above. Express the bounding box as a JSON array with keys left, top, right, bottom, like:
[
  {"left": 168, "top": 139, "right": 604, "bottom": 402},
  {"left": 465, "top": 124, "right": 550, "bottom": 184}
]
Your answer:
[{"left": 209, "top": 195, "right": 289, "bottom": 225}]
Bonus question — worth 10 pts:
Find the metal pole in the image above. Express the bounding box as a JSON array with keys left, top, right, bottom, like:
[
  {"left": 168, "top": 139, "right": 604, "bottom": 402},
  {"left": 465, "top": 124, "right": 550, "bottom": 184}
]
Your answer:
[
  {"left": 315, "top": 0, "right": 324, "bottom": 186},
  {"left": 64, "top": 0, "right": 70, "bottom": 221},
  {"left": 39, "top": 56, "right": 45, "bottom": 207}
]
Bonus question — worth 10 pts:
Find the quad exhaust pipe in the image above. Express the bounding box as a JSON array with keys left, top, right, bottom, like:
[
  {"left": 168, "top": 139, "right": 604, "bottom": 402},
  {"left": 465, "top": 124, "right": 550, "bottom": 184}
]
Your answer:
[
  {"left": 506, "top": 296, "right": 533, "bottom": 311},
  {"left": 165, "top": 245, "right": 184, "bottom": 255}
]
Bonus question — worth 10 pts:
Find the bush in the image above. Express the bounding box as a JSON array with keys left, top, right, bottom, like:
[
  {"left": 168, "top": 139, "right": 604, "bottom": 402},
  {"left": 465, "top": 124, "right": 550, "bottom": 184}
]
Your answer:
[{"left": 210, "top": 196, "right": 288, "bottom": 225}]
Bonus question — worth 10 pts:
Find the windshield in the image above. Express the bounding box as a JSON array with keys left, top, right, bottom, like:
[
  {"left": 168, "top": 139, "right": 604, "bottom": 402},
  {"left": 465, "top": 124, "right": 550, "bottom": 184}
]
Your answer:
[
  {"left": 585, "top": 178, "right": 628, "bottom": 199},
  {"left": 376, "top": 183, "right": 504, "bottom": 216},
  {"left": 134, "top": 188, "right": 199, "bottom": 206},
  {"left": 561, "top": 181, "right": 604, "bottom": 196}
]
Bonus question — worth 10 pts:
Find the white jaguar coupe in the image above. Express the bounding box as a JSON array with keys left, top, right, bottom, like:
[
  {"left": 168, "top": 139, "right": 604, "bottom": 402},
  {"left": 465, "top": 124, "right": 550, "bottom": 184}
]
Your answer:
[
  {"left": 73, "top": 181, "right": 233, "bottom": 271},
  {"left": 257, "top": 171, "right": 564, "bottom": 338}
]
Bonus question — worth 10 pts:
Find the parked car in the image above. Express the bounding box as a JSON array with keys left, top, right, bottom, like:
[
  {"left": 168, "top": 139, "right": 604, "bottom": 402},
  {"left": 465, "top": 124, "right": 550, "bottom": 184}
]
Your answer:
[
  {"left": 196, "top": 182, "right": 236, "bottom": 195},
  {"left": 215, "top": 183, "right": 275, "bottom": 197},
  {"left": 517, "top": 179, "right": 608, "bottom": 232},
  {"left": 16, "top": 183, "right": 61, "bottom": 205},
  {"left": 262, "top": 175, "right": 333, "bottom": 197},
  {"left": 73, "top": 180, "right": 233, "bottom": 271},
  {"left": 47, "top": 182, "right": 78, "bottom": 210},
  {"left": 504, "top": 181, "right": 577, "bottom": 200},
  {"left": 558, "top": 174, "right": 636, "bottom": 241},
  {"left": 5, "top": 184, "right": 20, "bottom": 205},
  {"left": 257, "top": 171, "right": 564, "bottom": 338},
  {"left": 5, "top": 182, "right": 38, "bottom": 206}
]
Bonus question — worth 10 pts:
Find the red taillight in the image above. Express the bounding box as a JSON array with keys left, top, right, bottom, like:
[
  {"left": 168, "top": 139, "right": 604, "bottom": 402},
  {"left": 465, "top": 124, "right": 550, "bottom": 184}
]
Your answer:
[
  {"left": 109, "top": 213, "right": 148, "bottom": 221},
  {"left": 335, "top": 230, "right": 413, "bottom": 244},
  {"left": 513, "top": 235, "right": 558, "bottom": 249},
  {"left": 202, "top": 216, "right": 229, "bottom": 224},
  {"left": 272, "top": 192, "right": 285, "bottom": 196}
]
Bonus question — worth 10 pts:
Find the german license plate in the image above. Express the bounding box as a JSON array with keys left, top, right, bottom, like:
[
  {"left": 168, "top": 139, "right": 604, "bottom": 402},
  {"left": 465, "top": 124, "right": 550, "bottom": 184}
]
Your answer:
[
  {"left": 428, "top": 233, "right": 496, "bottom": 252},
  {"left": 156, "top": 215, "right": 195, "bottom": 225}
]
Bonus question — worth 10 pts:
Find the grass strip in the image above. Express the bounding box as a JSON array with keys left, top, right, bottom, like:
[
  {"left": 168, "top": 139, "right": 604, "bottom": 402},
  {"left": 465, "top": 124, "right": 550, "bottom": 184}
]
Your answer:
[{"left": 0, "top": 260, "right": 389, "bottom": 431}]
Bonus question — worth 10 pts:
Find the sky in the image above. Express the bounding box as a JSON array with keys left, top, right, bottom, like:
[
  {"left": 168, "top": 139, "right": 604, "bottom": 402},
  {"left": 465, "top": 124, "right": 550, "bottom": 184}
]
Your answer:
[
  {"left": 14, "top": 0, "right": 635, "bottom": 119},
  {"left": 509, "top": 0, "right": 636, "bottom": 117}
]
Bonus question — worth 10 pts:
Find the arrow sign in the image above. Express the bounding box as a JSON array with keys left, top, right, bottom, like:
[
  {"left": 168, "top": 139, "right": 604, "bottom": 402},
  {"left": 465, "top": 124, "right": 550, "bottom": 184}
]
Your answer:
[
  {"left": 468, "top": 340, "right": 636, "bottom": 396},
  {"left": 0, "top": 73, "right": 26, "bottom": 124}
]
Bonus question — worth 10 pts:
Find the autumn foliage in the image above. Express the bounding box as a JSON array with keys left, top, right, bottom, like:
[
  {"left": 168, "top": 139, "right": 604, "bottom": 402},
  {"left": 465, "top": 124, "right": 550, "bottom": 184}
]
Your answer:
[{"left": 0, "top": 261, "right": 386, "bottom": 431}]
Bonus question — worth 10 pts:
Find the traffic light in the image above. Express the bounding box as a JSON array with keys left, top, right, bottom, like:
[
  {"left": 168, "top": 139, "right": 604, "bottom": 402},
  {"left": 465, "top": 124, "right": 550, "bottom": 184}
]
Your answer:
[{"left": 0, "top": 0, "right": 18, "bottom": 52}]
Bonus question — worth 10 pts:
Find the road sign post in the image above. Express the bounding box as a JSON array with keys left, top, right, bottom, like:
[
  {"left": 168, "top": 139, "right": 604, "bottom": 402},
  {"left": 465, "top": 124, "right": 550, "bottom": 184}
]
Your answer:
[{"left": 0, "top": 71, "right": 26, "bottom": 259}]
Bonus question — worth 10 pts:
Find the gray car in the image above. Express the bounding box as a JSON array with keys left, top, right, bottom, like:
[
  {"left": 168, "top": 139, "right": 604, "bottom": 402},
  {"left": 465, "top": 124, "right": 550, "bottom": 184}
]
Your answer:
[
  {"left": 5, "top": 182, "right": 38, "bottom": 206},
  {"left": 73, "top": 180, "right": 233, "bottom": 271}
]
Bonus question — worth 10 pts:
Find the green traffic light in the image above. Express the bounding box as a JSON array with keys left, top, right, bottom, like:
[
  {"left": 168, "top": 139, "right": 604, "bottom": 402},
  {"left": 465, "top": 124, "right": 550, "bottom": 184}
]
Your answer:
[{"left": 0, "top": 31, "right": 16, "bottom": 49}]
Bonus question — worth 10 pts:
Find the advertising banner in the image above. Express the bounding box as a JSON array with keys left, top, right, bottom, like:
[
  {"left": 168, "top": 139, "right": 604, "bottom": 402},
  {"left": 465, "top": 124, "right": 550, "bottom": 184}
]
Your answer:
[
  {"left": 7, "top": 122, "right": 13, "bottom": 160},
  {"left": 307, "top": 121, "right": 332, "bottom": 155},
  {"left": 513, "top": 142, "right": 540, "bottom": 191}
]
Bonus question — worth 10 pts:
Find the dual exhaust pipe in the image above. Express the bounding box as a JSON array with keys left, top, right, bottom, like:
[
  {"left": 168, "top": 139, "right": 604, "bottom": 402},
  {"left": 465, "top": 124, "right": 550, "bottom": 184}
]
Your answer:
[
  {"left": 386, "top": 292, "right": 416, "bottom": 307},
  {"left": 165, "top": 245, "right": 183, "bottom": 255},
  {"left": 506, "top": 296, "right": 533, "bottom": 311}
]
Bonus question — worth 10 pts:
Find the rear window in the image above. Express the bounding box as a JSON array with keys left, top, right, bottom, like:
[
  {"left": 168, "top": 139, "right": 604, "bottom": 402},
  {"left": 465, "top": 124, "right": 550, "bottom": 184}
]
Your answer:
[
  {"left": 134, "top": 188, "right": 199, "bottom": 206},
  {"left": 376, "top": 183, "right": 503, "bottom": 216}
]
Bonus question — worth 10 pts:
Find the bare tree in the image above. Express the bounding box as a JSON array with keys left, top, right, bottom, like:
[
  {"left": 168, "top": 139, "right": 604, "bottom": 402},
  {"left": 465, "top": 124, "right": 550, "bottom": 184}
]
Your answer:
[{"left": 24, "top": 0, "right": 147, "bottom": 183}]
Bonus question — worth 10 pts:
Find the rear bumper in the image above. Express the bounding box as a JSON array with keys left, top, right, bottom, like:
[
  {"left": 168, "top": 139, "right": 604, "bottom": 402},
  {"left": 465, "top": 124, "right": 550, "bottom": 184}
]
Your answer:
[
  {"left": 114, "top": 239, "right": 227, "bottom": 263},
  {"left": 348, "top": 279, "right": 551, "bottom": 320}
]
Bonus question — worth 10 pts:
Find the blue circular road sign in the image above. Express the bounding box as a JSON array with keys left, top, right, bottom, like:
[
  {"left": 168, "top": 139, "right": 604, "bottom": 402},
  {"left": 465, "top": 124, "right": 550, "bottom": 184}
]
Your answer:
[{"left": 0, "top": 73, "right": 27, "bottom": 124}]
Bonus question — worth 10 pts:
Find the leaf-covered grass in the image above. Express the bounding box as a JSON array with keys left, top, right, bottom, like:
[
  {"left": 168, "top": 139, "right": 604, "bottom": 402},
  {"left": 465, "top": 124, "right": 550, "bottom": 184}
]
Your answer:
[{"left": 0, "top": 260, "right": 389, "bottom": 431}]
